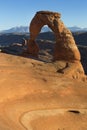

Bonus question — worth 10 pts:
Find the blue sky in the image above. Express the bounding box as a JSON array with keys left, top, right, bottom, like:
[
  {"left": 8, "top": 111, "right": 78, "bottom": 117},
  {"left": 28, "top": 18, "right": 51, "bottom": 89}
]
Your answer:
[{"left": 0, "top": 0, "right": 87, "bottom": 30}]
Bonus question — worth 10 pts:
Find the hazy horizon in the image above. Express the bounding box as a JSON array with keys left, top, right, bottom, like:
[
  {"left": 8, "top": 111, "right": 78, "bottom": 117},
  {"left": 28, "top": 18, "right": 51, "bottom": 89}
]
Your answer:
[{"left": 1, "top": 25, "right": 87, "bottom": 32}]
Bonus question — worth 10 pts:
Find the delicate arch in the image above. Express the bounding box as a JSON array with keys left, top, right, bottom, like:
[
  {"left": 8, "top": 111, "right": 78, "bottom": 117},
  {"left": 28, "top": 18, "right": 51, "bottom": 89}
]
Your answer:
[{"left": 27, "top": 11, "right": 80, "bottom": 61}]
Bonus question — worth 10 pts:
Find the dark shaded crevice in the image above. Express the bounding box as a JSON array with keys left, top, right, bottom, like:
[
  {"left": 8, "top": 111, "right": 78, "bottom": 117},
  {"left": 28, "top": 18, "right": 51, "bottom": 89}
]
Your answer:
[{"left": 68, "top": 110, "right": 80, "bottom": 114}]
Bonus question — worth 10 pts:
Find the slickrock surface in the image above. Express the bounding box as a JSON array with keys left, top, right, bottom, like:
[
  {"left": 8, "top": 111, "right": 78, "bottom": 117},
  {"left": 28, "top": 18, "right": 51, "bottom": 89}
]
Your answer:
[{"left": 0, "top": 53, "right": 87, "bottom": 130}]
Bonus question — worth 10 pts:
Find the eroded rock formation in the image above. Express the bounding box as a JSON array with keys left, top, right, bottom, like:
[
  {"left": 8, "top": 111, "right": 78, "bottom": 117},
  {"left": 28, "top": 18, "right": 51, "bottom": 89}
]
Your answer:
[
  {"left": 25, "top": 11, "right": 86, "bottom": 78},
  {"left": 27, "top": 11, "right": 80, "bottom": 61}
]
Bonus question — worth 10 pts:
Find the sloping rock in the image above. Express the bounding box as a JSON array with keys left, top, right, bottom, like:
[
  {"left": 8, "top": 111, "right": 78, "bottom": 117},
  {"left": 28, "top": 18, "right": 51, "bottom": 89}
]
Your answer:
[{"left": 0, "top": 53, "right": 87, "bottom": 130}]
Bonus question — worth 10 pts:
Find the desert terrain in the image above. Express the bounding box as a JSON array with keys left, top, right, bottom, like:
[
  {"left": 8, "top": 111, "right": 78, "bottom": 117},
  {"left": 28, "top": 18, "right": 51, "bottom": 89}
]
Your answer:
[
  {"left": 0, "top": 40, "right": 87, "bottom": 130},
  {"left": 0, "top": 22, "right": 87, "bottom": 130}
]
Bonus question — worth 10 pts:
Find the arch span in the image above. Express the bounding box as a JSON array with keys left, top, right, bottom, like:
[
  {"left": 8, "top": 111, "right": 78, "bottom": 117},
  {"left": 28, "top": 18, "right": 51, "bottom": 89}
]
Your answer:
[{"left": 27, "top": 11, "right": 80, "bottom": 61}]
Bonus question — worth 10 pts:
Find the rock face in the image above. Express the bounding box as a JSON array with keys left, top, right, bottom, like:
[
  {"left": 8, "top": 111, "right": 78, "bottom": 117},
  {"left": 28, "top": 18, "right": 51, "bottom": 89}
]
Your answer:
[
  {"left": 27, "top": 11, "right": 80, "bottom": 61},
  {"left": 0, "top": 53, "right": 87, "bottom": 130}
]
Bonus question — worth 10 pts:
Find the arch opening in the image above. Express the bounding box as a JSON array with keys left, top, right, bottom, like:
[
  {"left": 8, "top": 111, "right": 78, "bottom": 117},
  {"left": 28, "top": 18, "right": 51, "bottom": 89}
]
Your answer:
[{"left": 36, "top": 25, "right": 55, "bottom": 62}]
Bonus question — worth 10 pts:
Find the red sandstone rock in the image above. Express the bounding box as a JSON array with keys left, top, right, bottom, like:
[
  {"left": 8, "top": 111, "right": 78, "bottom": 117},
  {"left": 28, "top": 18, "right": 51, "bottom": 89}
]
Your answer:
[
  {"left": 27, "top": 11, "right": 80, "bottom": 61},
  {"left": 26, "top": 39, "right": 39, "bottom": 57},
  {"left": 24, "top": 10, "right": 85, "bottom": 77}
]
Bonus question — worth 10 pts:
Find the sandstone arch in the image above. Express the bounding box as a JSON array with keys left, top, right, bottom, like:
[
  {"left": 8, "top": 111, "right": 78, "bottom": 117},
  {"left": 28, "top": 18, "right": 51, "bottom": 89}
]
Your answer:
[{"left": 27, "top": 11, "right": 80, "bottom": 61}]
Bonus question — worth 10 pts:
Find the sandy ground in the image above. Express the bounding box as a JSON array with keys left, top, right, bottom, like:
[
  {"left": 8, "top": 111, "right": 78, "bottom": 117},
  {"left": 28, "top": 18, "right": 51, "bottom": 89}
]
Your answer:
[{"left": 0, "top": 53, "right": 87, "bottom": 130}]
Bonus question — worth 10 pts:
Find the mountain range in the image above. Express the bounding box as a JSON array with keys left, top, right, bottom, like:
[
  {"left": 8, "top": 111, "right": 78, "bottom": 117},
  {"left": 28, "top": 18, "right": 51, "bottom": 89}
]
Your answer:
[
  {"left": 0, "top": 26, "right": 87, "bottom": 33},
  {"left": 0, "top": 26, "right": 51, "bottom": 33}
]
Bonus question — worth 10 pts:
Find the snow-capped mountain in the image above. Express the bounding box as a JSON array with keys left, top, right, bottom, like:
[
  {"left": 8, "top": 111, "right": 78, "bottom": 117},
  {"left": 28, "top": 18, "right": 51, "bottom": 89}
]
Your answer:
[
  {"left": 0, "top": 26, "right": 29, "bottom": 33},
  {"left": 68, "top": 26, "right": 87, "bottom": 32},
  {"left": 0, "top": 26, "right": 51, "bottom": 33},
  {"left": 0, "top": 26, "right": 87, "bottom": 33}
]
